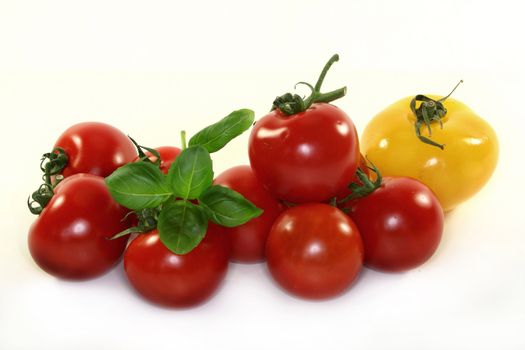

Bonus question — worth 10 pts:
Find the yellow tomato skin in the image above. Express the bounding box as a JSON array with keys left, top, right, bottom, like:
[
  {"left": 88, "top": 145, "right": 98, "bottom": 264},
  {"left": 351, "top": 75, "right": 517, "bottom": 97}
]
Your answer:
[{"left": 361, "top": 96, "right": 498, "bottom": 212}]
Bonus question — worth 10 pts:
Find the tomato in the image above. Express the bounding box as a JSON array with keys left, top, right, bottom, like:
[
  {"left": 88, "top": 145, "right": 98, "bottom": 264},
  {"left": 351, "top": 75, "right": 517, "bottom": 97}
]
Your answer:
[
  {"left": 124, "top": 225, "right": 230, "bottom": 308},
  {"left": 249, "top": 103, "right": 359, "bottom": 203},
  {"left": 361, "top": 93, "right": 498, "bottom": 211},
  {"left": 137, "top": 146, "right": 181, "bottom": 175},
  {"left": 266, "top": 203, "right": 363, "bottom": 299},
  {"left": 28, "top": 174, "right": 130, "bottom": 280},
  {"left": 347, "top": 177, "right": 444, "bottom": 272},
  {"left": 213, "top": 165, "right": 284, "bottom": 263},
  {"left": 55, "top": 122, "right": 137, "bottom": 178}
]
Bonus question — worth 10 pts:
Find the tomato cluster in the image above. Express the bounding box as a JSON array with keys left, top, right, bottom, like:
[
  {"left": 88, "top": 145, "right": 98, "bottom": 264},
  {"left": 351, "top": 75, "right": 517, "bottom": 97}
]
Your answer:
[{"left": 26, "top": 54, "right": 498, "bottom": 307}]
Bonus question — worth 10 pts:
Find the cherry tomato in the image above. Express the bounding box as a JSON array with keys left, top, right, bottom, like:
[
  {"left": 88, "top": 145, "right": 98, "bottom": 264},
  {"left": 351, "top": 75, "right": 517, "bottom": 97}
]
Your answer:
[
  {"left": 28, "top": 174, "right": 130, "bottom": 280},
  {"left": 55, "top": 122, "right": 137, "bottom": 178},
  {"left": 249, "top": 103, "right": 359, "bottom": 203},
  {"left": 266, "top": 203, "right": 363, "bottom": 299},
  {"left": 348, "top": 177, "right": 444, "bottom": 272},
  {"left": 213, "top": 165, "right": 284, "bottom": 263},
  {"left": 136, "top": 146, "right": 181, "bottom": 175},
  {"left": 124, "top": 225, "right": 230, "bottom": 308}
]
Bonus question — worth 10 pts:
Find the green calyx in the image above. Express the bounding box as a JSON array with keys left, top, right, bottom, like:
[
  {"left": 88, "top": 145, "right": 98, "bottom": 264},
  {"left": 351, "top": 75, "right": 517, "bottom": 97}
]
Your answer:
[
  {"left": 27, "top": 147, "right": 69, "bottom": 215},
  {"left": 410, "top": 80, "right": 463, "bottom": 150},
  {"left": 272, "top": 54, "right": 347, "bottom": 115},
  {"left": 338, "top": 162, "right": 382, "bottom": 204}
]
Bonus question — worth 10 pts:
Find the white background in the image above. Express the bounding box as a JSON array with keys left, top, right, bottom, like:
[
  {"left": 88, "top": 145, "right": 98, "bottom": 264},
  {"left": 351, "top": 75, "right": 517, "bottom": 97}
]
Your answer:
[{"left": 1, "top": 1, "right": 524, "bottom": 349}]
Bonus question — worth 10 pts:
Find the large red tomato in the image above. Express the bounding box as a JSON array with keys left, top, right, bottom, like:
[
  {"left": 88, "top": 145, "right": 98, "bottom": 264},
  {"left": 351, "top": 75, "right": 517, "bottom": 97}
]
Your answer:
[
  {"left": 124, "top": 225, "right": 230, "bottom": 308},
  {"left": 214, "top": 165, "right": 284, "bottom": 263},
  {"left": 28, "top": 174, "right": 130, "bottom": 280},
  {"left": 348, "top": 177, "right": 444, "bottom": 272},
  {"left": 54, "top": 122, "right": 137, "bottom": 178},
  {"left": 249, "top": 103, "right": 359, "bottom": 203},
  {"left": 266, "top": 203, "right": 363, "bottom": 299}
]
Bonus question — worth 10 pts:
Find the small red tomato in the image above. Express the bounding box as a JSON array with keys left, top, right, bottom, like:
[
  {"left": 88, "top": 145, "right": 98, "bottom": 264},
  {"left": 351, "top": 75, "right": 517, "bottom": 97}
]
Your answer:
[
  {"left": 249, "top": 103, "right": 359, "bottom": 203},
  {"left": 138, "top": 146, "right": 181, "bottom": 175},
  {"left": 348, "top": 177, "right": 444, "bottom": 272},
  {"left": 28, "top": 174, "right": 130, "bottom": 280},
  {"left": 214, "top": 165, "right": 284, "bottom": 263},
  {"left": 124, "top": 225, "right": 230, "bottom": 308},
  {"left": 266, "top": 203, "right": 363, "bottom": 299},
  {"left": 55, "top": 122, "right": 137, "bottom": 178}
]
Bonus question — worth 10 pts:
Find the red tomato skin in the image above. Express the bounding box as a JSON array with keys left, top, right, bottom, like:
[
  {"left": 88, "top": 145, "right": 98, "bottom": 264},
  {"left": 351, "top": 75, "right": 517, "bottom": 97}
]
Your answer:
[
  {"left": 124, "top": 225, "right": 230, "bottom": 308},
  {"left": 54, "top": 122, "right": 137, "bottom": 178},
  {"left": 266, "top": 203, "right": 363, "bottom": 300},
  {"left": 249, "top": 103, "right": 360, "bottom": 203},
  {"left": 348, "top": 177, "right": 444, "bottom": 272},
  {"left": 213, "top": 165, "right": 284, "bottom": 263},
  {"left": 138, "top": 146, "right": 181, "bottom": 175},
  {"left": 28, "top": 174, "right": 130, "bottom": 280}
]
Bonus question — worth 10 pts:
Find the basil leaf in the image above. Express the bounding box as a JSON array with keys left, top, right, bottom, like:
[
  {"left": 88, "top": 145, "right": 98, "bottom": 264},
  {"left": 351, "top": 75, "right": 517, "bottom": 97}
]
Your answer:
[
  {"left": 167, "top": 145, "right": 213, "bottom": 199},
  {"left": 199, "top": 185, "right": 263, "bottom": 227},
  {"left": 188, "top": 109, "right": 255, "bottom": 153},
  {"left": 105, "top": 162, "right": 172, "bottom": 210},
  {"left": 157, "top": 200, "right": 209, "bottom": 254}
]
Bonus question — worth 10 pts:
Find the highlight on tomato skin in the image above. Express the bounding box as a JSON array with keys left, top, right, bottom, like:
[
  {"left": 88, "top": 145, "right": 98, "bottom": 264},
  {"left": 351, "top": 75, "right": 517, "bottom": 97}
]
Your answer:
[
  {"left": 123, "top": 225, "right": 230, "bottom": 308},
  {"left": 265, "top": 203, "right": 364, "bottom": 300},
  {"left": 213, "top": 165, "right": 284, "bottom": 263},
  {"left": 27, "top": 174, "right": 131, "bottom": 280}
]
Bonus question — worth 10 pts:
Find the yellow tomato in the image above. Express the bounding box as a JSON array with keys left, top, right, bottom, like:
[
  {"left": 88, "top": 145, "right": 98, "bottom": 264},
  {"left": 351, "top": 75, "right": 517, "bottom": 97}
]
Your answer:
[{"left": 361, "top": 92, "right": 498, "bottom": 212}]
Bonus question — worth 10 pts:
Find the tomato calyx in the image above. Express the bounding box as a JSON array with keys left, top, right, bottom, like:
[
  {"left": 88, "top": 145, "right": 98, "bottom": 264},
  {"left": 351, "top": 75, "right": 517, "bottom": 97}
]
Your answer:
[
  {"left": 129, "top": 136, "right": 162, "bottom": 167},
  {"left": 109, "top": 207, "right": 160, "bottom": 240},
  {"left": 410, "top": 80, "right": 463, "bottom": 150},
  {"left": 337, "top": 162, "right": 382, "bottom": 206},
  {"left": 27, "top": 147, "right": 69, "bottom": 215},
  {"left": 271, "top": 54, "right": 347, "bottom": 115}
]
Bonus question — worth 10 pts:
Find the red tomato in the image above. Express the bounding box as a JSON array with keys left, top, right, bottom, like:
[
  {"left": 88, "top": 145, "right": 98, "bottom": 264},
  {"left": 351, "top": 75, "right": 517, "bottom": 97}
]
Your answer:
[
  {"left": 214, "top": 165, "right": 284, "bottom": 263},
  {"left": 138, "top": 146, "right": 181, "bottom": 175},
  {"left": 124, "top": 225, "right": 230, "bottom": 308},
  {"left": 266, "top": 203, "right": 363, "bottom": 299},
  {"left": 348, "top": 177, "right": 444, "bottom": 272},
  {"left": 28, "top": 174, "right": 130, "bottom": 280},
  {"left": 55, "top": 122, "right": 137, "bottom": 178},
  {"left": 249, "top": 103, "right": 360, "bottom": 203}
]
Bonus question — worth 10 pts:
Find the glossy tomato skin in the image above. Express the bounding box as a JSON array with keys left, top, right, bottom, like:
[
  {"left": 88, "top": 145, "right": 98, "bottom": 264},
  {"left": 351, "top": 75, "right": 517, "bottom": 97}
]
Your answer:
[
  {"left": 249, "top": 103, "right": 359, "bottom": 203},
  {"left": 124, "top": 225, "right": 230, "bottom": 308},
  {"left": 361, "top": 96, "right": 498, "bottom": 211},
  {"left": 28, "top": 174, "right": 130, "bottom": 280},
  {"left": 348, "top": 177, "right": 444, "bottom": 272},
  {"left": 214, "top": 165, "right": 284, "bottom": 263},
  {"left": 266, "top": 203, "right": 363, "bottom": 300},
  {"left": 139, "top": 146, "right": 181, "bottom": 175},
  {"left": 55, "top": 122, "right": 137, "bottom": 178}
]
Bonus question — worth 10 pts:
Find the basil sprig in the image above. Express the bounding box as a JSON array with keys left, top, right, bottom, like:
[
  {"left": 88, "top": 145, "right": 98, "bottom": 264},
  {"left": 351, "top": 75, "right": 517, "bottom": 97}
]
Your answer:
[{"left": 105, "top": 108, "right": 261, "bottom": 254}]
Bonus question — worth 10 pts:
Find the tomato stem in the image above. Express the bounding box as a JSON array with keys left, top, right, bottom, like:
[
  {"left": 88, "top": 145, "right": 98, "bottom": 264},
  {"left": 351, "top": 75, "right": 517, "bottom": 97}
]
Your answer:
[
  {"left": 410, "top": 80, "right": 463, "bottom": 149},
  {"left": 272, "top": 54, "right": 347, "bottom": 115},
  {"left": 27, "top": 148, "right": 69, "bottom": 215},
  {"left": 337, "top": 162, "right": 382, "bottom": 204}
]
